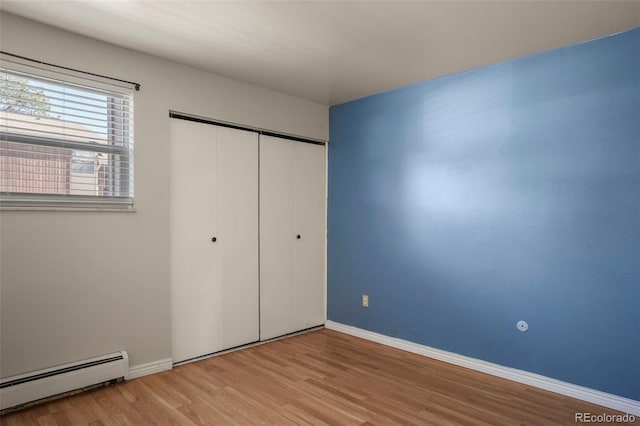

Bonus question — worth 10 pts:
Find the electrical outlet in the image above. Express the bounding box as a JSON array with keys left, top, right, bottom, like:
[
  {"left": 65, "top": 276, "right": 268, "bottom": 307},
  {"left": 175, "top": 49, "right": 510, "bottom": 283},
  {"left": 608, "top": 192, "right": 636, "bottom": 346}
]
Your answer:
[{"left": 362, "top": 294, "right": 369, "bottom": 308}]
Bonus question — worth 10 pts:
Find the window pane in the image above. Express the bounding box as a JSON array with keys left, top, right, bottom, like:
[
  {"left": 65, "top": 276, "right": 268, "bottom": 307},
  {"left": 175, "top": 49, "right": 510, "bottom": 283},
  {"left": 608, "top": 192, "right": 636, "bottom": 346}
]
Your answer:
[{"left": 0, "top": 142, "right": 131, "bottom": 197}]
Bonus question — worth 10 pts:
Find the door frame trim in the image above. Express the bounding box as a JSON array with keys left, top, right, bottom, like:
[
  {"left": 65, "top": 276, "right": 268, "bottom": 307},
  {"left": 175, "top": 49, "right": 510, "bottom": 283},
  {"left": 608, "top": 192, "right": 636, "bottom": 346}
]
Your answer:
[{"left": 169, "top": 111, "right": 326, "bottom": 146}]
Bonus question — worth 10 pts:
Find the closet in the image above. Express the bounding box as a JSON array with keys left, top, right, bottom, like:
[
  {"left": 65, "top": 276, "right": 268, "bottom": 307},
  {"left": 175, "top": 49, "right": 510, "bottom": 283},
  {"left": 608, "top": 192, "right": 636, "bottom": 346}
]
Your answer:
[{"left": 169, "top": 116, "right": 325, "bottom": 363}]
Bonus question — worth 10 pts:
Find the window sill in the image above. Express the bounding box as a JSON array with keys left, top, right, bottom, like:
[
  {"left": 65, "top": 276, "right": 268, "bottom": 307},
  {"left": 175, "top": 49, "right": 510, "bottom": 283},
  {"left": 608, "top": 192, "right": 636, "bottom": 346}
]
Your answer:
[{"left": 0, "top": 206, "right": 137, "bottom": 212}]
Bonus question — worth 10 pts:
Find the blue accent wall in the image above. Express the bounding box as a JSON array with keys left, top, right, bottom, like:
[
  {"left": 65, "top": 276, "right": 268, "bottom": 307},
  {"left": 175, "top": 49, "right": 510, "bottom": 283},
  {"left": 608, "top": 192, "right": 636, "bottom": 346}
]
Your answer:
[{"left": 328, "top": 28, "right": 640, "bottom": 400}]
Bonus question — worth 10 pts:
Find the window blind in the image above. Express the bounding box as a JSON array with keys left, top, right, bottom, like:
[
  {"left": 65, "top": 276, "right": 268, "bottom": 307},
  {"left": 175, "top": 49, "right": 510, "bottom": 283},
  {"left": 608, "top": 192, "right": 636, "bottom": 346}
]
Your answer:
[{"left": 0, "top": 55, "right": 135, "bottom": 208}]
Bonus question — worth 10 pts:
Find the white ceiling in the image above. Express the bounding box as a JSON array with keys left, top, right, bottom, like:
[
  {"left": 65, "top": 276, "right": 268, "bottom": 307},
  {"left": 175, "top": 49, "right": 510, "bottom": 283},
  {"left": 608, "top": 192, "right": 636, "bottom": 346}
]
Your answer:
[{"left": 1, "top": 1, "right": 639, "bottom": 106}]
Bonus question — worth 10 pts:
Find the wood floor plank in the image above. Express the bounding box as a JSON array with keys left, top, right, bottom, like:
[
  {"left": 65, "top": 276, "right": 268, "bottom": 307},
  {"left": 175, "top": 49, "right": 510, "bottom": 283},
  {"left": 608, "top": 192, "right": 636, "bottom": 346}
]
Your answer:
[{"left": 2, "top": 329, "right": 636, "bottom": 425}]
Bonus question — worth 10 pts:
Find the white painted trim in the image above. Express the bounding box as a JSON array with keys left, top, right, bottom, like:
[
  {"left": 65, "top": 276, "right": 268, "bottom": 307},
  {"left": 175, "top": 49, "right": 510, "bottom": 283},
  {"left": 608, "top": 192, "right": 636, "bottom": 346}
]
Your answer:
[
  {"left": 325, "top": 321, "right": 640, "bottom": 416},
  {"left": 323, "top": 142, "right": 328, "bottom": 324},
  {"left": 128, "top": 359, "right": 172, "bottom": 380}
]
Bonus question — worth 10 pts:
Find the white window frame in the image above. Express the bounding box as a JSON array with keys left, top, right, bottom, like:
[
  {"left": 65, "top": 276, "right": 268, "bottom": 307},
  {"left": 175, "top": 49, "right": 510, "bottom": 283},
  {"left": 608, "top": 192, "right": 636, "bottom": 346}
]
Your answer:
[{"left": 0, "top": 54, "right": 135, "bottom": 210}]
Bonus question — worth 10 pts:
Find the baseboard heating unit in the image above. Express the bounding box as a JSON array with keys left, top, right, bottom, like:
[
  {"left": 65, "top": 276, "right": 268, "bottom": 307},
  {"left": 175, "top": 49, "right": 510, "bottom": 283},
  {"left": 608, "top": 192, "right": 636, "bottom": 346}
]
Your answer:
[{"left": 0, "top": 351, "right": 129, "bottom": 410}]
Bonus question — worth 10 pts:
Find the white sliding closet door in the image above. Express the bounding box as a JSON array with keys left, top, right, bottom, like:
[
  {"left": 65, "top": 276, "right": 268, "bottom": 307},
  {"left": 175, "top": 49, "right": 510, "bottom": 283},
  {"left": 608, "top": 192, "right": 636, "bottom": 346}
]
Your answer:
[
  {"left": 170, "top": 119, "right": 259, "bottom": 363},
  {"left": 260, "top": 135, "right": 326, "bottom": 340}
]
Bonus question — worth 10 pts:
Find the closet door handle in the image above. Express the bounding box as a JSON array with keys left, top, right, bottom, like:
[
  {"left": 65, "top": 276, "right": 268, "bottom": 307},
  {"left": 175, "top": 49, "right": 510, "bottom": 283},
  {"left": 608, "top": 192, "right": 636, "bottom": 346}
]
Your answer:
[
  {"left": 211, "top": 237, "right": 217, "bottom": 242},
  {"left": 296, "top": 234, "right": 301, "bottom": 239}
]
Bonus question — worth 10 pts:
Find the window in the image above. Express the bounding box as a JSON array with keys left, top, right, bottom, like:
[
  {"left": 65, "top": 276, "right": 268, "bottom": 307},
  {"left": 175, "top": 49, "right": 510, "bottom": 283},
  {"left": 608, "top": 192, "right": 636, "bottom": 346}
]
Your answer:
[{"left": 0, "top": 56, "right": 134, "bottom": 208}]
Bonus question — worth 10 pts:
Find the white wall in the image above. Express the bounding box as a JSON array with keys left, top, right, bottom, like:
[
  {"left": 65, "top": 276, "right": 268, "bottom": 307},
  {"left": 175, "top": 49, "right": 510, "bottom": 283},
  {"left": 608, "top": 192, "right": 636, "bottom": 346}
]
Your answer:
[{"left": 0, "top": 12, "right": 328, "bottom": 378}]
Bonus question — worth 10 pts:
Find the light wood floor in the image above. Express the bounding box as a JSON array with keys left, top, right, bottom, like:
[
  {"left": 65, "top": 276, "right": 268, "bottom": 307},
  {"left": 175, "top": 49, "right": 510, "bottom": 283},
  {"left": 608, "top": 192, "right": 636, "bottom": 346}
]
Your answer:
[{"left": 2, "top": 329, "right": 635, "bottom": 425}]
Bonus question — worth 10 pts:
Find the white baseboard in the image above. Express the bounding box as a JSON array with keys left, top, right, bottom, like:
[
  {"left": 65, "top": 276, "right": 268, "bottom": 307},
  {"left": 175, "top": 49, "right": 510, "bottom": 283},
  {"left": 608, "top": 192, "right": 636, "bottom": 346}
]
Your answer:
[
  {"left": 128, "top": 358, "right": 172, "bottom": 380},
  {"left": 325, "top": 320, "right": 640, "bottom": 416}
]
